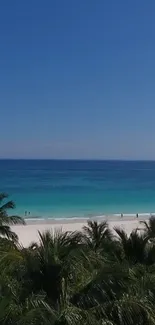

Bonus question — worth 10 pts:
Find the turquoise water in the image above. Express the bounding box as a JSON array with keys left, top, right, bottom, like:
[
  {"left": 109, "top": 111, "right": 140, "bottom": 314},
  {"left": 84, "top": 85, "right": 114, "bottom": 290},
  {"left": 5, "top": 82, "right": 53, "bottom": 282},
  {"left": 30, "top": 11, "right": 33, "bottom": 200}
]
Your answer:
[{"left": 1, "top": 159, "right": 155, "bottom": 218}]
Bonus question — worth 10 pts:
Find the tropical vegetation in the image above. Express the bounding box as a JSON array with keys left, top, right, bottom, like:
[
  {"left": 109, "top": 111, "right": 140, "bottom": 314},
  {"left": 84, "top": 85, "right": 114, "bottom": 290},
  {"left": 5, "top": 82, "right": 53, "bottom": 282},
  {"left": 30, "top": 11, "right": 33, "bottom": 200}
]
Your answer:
[
  {"left": 0, "top": 194, "right": 155, "bottom": 324},
  {"left": 0, "top": 193, "right": 25, "bottom": 241}
]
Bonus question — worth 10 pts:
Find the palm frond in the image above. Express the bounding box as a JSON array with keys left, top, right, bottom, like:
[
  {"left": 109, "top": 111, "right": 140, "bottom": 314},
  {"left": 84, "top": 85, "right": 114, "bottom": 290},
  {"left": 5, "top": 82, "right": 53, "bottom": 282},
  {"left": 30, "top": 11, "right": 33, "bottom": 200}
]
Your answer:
[
  {"left": 0, "top": 249, "right": 24, "bottom": 273},
  {"left": 114, "top": 227, "right": 128, "bottom": 242},
  {"left": 3, "top": 215, "right": 26, "bottom": 225},
  {"left": 0, "top": 200, "right": 15, "bottom": 211},
  {"left": 140, "top": 220, "right": 150, "bottom": 230},
  {"left": 0, "top": 225, "right": 18, "bottom": 242},
  {"left": 0, "top": 193, "right": 9, "bottom": 203},
  {"left": 82, "top": 221, "right": 113, "bottom": 251},
  {"left": 140, "top": 217, "right": 155, "bottom": 242}
]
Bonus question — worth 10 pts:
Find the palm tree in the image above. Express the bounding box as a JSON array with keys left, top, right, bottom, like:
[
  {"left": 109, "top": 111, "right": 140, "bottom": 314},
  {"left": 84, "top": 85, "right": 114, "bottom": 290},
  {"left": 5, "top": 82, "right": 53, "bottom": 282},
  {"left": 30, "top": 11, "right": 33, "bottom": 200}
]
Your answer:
[
  {"left": 114, "top": 227, "right": 150, "bottom": 264},
  {"left": 18, "top": 229, "right": 83, "bottom": 303},
  {"left": 2, "top": 212, "right": 155, "bottom": 324},
  {"left": 72, "top": 260, "right": 155, "bottom": 325},
  {"left": 140, "top": 216, "right": 155, "bottom": 240},
  {"left": 0, "top": 229, "right": 102, "bottom": 324},
  {"left": 0, "top": 193, "right": 25, "bottom": 241},
  {"left": 82, "top": 220, "right": 113, "bottom": 251}
]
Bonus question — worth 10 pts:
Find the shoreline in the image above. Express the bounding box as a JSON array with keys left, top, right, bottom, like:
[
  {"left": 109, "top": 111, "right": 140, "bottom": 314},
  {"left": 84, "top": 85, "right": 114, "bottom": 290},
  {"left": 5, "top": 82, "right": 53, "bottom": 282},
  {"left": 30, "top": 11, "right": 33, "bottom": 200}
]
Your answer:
[
  {"left": 11, "top": 215, "right": 150, "bottom": 247},
  {"left": 23, "top": 212, "right": 153, "bottom": 224}
]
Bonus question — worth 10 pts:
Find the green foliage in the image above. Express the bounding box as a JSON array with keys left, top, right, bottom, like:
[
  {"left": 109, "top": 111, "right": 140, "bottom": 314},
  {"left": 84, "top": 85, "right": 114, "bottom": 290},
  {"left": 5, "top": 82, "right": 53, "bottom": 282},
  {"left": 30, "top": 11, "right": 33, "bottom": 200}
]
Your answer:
[
  {"left": 1, "top": 203, "right": 155, "bottom": 324},
  {"left": 0, "top": 193, "right": 25, "bottom": 242}
]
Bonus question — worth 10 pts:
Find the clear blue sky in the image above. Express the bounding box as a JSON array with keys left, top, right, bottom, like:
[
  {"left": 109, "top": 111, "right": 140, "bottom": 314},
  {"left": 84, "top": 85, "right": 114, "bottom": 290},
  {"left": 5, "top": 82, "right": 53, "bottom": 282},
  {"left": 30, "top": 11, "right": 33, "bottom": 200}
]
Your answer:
[{"left": 1, "top": 0, "right": 155, "bottom": 159}]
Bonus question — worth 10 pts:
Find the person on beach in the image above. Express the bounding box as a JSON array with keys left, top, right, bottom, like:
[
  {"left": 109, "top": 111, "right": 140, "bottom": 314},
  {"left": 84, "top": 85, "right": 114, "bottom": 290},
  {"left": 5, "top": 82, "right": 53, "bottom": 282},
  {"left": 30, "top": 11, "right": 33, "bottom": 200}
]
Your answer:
[
  {"left": 121, "top": 213, "right": 123, "bottom": 218},
  {"left": 136, "top": 213, "right": 138, "bottom": 218}
]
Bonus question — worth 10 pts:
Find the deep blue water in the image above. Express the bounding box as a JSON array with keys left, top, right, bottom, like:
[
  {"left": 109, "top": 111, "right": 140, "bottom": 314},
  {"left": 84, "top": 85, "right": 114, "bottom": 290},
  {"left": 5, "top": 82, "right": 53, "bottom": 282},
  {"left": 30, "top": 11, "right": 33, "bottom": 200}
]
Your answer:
[{"left": 1, "top": 159, "right": 155, "bottom": 218}]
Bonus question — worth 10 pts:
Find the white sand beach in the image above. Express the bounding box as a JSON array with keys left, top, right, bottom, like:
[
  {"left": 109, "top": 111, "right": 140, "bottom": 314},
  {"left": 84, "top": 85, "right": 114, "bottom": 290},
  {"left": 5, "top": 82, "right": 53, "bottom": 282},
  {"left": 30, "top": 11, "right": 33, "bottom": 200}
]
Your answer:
[{"left": 11, "top": 216, "right": 150, "bottom": 247}]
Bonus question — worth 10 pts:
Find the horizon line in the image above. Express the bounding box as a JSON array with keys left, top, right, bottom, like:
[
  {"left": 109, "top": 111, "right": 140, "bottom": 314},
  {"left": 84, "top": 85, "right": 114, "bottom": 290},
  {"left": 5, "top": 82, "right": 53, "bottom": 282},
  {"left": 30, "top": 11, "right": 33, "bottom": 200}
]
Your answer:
[{"left": 1, "top": 158, "right": 155, "bottom": 162}]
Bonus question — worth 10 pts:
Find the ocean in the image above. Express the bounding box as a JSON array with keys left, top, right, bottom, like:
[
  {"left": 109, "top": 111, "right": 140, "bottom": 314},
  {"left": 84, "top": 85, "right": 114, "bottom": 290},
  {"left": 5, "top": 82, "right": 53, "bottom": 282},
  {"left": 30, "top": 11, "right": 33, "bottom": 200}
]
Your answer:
[{"left": 1, "top": 159, "right": 155, "bottom": 219}]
